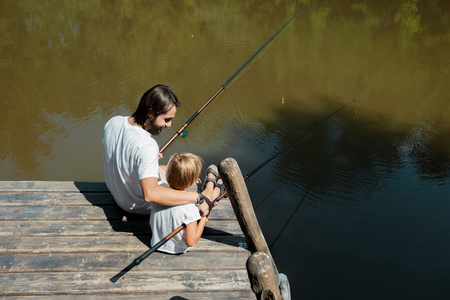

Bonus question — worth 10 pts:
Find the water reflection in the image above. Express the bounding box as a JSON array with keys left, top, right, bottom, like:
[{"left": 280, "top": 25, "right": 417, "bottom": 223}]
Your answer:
[{"left": 258, "top": 99, "right": 450, "bottom": 202}]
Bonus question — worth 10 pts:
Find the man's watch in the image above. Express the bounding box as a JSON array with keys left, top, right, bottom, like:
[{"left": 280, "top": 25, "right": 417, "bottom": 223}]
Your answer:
[
  {"left": 197, "top": 193, "right": 205, "bottom": 205},
  {"left": 197, "top": 193, "right": 212, "bottom": 207}
]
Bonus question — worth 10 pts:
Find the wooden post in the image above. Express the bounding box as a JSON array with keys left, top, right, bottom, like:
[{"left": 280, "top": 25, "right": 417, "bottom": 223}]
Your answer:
[
  {"left": 247, "top": 252, "right": 281, "bottom": 300},
  {"left": 219, "top": 158, "right": 273, "bottom": 258},
  {"left": 219, "top": 158, "right": 284, "bottom": 300}
]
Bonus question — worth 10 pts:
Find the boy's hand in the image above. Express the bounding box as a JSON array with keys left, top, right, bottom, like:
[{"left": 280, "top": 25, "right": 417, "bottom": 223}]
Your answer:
[{"left": 198, "top": 202, "right": 210, "bottom": 217}]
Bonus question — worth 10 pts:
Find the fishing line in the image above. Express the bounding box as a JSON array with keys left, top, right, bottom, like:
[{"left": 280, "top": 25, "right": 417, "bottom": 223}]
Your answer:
[
  {"left": 269, "top": 175, "right": 320, "bottom": 250},
  {"left": 211, "top": 99, "right": 356, "bottom": 205},
  {"left": 222, "top": 34, "right": 277, "bottom": 91},
  {"left": 254, "top": 186, "right": 280, "bottom": 212}
]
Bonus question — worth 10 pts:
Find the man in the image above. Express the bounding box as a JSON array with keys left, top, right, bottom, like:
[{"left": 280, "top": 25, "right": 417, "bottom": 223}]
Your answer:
[{"left": 102, "top": 84, "right": 210, "bottom": 215}]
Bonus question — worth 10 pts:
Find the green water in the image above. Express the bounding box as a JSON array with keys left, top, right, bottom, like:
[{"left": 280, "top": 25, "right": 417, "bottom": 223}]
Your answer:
[{"left": 1, "top": 1, "right": 449, "bottom": 298}]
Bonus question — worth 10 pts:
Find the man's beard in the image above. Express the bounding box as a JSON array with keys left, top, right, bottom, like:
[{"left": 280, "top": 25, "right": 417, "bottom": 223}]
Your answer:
[{"left": 145, "top": 118, "right": 163, "bottom": 135}]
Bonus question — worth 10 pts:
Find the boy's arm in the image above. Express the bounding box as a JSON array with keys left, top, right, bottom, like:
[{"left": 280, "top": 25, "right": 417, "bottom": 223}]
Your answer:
[{"left": 185, "top": 216, "right": 207, "bottom": 247}]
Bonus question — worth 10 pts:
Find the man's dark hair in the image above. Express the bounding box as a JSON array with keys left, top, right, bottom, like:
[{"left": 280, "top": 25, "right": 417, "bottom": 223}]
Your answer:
[{"left": 131, "top": 85, "right": 180, "bottom": 128}]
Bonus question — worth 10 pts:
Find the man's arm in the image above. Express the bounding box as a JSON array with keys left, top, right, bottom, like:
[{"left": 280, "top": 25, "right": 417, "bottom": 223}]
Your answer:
[
  {"left": 141, "top": 177, "right": 211, "bottom": 215},
  {"left": 141, "top": 177, "right": 197, "bottom": 206}
]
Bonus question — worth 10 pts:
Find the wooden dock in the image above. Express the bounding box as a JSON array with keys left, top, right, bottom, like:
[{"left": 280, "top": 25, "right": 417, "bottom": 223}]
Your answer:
[{"left": 0, "top": 181, "right": 254, "bottom": 298}]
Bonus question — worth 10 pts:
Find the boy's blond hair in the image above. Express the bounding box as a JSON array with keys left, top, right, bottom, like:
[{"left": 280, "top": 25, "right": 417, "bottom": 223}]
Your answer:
[{"left": 166, "top": 153, "right": 203, "bottom": 190}]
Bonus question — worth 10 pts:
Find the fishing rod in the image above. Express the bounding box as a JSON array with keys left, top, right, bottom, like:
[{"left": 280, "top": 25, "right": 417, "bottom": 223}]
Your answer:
[
  {"left": 159, "top": 3, "right": 309, "bottom": 154},
  {"left": 111, "top": 5, "right": 309, "bottom": 283},
  {"left": 110, "top": 99, "right": 356, "bottom": 283}
]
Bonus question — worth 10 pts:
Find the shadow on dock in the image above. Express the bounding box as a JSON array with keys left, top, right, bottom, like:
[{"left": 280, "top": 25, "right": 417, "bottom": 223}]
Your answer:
[
  {"left": 74, "top": 182, "right": 151, "bottom": 247},
  {"left": 74, "top": 182, "right": 241, "bottom": 250}
]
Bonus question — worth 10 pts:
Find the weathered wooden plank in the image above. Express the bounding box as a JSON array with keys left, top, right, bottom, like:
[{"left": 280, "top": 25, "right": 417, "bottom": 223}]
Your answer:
[
  {"left": 0, "top": 236, "right": 247, "bottom": 254},
  {"left": 0, "top": 206, "right": 126, "bottom": 221},
  {"left": 0, "top": 192, "right": 115, "bottom": 206},
  {"left": 0, "top": 220, "right": 149, "bottom": 236},
  {"left": 0, "top": 251, "right": 250, "bottom": 273},
  {"left": 0, "top": 181, "right": 108, "bottom": 193},
  {"left": 0, "top": 205, "right": 236, "bottom": 221},
  {"left": 0, "top": 270, "right": 251, "bottom": 296},
  {"left": 0, "top": 220, "right": 243, "bottom": 237},
  {"left": 2, "top": 290, "right": 255, "bottom": 299}
]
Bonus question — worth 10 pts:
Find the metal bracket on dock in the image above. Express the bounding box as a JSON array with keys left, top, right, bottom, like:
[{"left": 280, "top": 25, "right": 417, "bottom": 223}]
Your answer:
[{"left": 238, "top": 242, "right": 248, "bottom": 249}]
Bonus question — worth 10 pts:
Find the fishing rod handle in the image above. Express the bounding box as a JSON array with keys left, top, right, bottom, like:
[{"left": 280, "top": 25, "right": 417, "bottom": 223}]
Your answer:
[
  {"left": 134, "top": 239, "right": 165, "bottom": 265},
  {"left": 211, "top": 191, "right": 228, "bottom": 206},
  {"left": 134, "top": 224, "right": 186, "bottom": 265}
]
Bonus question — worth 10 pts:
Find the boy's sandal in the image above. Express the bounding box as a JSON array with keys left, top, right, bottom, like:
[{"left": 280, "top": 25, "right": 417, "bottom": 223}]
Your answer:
[
  {"left": 216, "top": 182, "right": 227, "bottom": 198},
  {"left": 206, "top": 165, "right": 220, "bottom": 180},
  {"left": 203, "top": 164, "right": 227, "bottom": 200},
  {"left": 204, "top": 195, "right": 213, "bottom": 211},
  {"left": 202, "top": 177, "right": 216, "bottom": 190},
  {"left": 207, "top": 164, "right": 228, "bottom": 198},
  {"left": 202, "top": 164, "right": 219, "bottom": 190}
]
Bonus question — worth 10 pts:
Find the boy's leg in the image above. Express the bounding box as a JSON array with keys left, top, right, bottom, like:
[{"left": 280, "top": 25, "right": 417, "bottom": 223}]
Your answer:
[
  {"left": 198, "top": 164, "right": 221, "bottom": 200},
  {"left": 211, "top": 178, "right": 222, "bottom": 200},
  {"left": 201, "top": 171, "right": 216, "bottom": 200}
]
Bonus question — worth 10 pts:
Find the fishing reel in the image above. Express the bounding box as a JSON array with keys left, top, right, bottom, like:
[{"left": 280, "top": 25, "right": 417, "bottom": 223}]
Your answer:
[{"left": 180, "top": 128, "right": 188, "bottom": 138}]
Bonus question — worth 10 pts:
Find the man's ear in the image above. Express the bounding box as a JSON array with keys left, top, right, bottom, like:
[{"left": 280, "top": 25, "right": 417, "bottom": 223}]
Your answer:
[{"left": 147, "top": 109, "right": 155, "bottom": 120}]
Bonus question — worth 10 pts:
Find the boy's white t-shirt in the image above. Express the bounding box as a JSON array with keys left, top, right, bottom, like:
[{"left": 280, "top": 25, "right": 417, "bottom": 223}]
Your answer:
[
  {"left": 102, "top": 116, "right": 160, "bottom": 214},
  {"left": 150, "top": 200, "right": 201, "bottom": 254}
]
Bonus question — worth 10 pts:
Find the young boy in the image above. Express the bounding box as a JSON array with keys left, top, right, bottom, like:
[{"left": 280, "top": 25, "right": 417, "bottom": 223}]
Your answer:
[{"left": 149, "top": 153, "right": 222, "bottom": 254}]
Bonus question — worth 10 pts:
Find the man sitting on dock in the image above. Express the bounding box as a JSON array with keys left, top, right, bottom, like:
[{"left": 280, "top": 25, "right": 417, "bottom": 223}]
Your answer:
[{"left": 102, "top": 84, "right": 210, "bottom": 216}]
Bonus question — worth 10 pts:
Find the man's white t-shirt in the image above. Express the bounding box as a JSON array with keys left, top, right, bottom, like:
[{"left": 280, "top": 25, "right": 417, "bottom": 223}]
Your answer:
[
  {"left": 150, "top": 201, "right": 201, "bottom": 254},
  {"left": 102, "top": 116, "right": 160, "bottom": 214}
]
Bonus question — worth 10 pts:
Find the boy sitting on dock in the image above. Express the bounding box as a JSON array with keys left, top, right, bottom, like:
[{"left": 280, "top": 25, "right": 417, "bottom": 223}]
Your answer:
[{"left": 150, "top": 153, "right": 224, "bottom": 254}]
